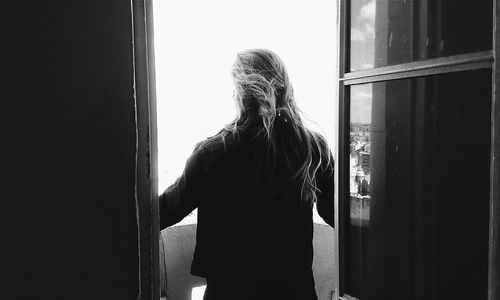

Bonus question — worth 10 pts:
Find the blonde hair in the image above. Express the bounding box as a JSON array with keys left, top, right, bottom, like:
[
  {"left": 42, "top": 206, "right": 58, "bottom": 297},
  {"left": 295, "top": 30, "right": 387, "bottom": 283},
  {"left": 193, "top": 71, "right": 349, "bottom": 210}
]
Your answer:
[{"left": 224, "top": 49, "right": 332, "bottom": 204}]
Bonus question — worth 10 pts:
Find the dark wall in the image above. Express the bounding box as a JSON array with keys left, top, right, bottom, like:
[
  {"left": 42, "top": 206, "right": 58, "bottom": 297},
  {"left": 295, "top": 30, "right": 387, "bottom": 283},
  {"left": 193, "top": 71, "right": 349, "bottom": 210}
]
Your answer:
[{"left": 2, "top": 1, "right": 140, "bottom": 299}]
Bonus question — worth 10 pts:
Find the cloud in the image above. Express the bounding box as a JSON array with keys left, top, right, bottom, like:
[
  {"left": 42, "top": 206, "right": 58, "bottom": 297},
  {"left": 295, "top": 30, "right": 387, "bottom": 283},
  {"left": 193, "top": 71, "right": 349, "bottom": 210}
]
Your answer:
[
  {"left": 350, "top": 23, "right": 375, "bottom": 42},
  {"left": 351, "top": 0, "right": 376, "bottom": 44},
  {"left": 351, "top": 89, "right": 372, "bottom": 124},
  {"left": 354, "top": 91, "right": 372, "bottom": 100},
  {"left": 358, "top": 0, "right": 376, "bottom": 23},
  {"left": 351, "top": 28, "right": 366, "bottom": 42},
  {"left": 350, "top": 101, "right": 371, "bottom": 124},
  {"left": 364, "top": 23, "right": 375, "bottom": 39},
  {"left": 360, "top": 63, "right": 374, "bottom": 69}
]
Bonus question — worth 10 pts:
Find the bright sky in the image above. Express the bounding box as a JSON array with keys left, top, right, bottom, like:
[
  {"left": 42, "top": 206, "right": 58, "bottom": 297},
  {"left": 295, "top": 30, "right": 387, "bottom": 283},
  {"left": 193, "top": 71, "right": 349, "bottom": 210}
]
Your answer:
[{"left": 153, "top": 0, "right": 338, "bottom": 213}]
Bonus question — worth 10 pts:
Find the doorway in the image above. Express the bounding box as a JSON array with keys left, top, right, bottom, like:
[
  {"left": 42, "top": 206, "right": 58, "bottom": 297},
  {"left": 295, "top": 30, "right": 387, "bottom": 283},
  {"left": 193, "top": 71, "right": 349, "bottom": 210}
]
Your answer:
[{"left": 152, "top": 0, "right": 339, "bottom": 299}]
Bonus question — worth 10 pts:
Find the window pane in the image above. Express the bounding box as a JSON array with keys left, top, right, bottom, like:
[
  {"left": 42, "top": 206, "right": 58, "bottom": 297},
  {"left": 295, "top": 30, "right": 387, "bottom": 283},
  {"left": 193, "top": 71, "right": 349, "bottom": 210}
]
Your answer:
[
  {"left": 349, "top": 0, "right": 493, "bottom": 71},
  {"left": 346, "top": 69, "right": 491, "bottom": 299}
]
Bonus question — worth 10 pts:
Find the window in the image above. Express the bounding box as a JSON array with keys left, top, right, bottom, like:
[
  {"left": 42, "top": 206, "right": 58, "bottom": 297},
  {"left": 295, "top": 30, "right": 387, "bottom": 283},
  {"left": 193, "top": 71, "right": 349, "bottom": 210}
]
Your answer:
[
  {"left": 349, "top": 0, "right": 492, "bottom": 71},
  {"left": 337, "top": 0, "right": 497, "bottom": 299},
  {"left": 347, "top": 70, "right": 491, "bottom": 299}
]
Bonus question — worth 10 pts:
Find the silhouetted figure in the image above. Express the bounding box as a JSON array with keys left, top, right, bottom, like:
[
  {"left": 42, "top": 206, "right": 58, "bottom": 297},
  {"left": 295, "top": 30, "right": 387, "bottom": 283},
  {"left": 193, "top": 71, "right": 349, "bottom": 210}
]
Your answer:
[{"left": 160, "top": 49, "right": 334, "bottom": 300}]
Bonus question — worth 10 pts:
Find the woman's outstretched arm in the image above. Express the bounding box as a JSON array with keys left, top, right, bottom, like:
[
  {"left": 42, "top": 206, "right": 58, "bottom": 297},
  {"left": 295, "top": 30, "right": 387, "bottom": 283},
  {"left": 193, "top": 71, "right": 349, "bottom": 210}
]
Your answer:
[{"left": 159, "top": 144, "right": 207, "bottom": 229}]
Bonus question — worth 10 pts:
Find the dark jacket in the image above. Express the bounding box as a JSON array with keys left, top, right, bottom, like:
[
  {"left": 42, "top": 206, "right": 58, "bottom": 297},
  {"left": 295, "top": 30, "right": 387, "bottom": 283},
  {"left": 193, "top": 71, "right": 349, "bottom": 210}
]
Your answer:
[{"left": 159, "top": 127, "right": 334, "bottom": 293}]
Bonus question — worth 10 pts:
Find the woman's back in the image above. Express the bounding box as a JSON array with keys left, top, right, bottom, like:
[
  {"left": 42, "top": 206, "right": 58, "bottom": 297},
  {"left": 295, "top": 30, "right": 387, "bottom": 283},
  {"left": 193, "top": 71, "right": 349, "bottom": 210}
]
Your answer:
[
  {"left": 192, "top": 130, "right": 323, "bottom": 277},
  {"left": 159, "top": 49, "right": 334, "bottom": 299}
]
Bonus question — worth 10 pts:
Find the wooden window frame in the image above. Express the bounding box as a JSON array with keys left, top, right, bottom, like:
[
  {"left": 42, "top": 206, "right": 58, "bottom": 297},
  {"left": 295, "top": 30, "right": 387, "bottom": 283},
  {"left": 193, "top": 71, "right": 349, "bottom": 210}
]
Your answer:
[
  {"left": 132, "top": 0, "right": 160, "bottom": 299},
  {"left": 336, "top": 0, "right": 500, "bottom": 299},
  {"left": 488, "top": 1, "right": 500, "bottom": 299}
]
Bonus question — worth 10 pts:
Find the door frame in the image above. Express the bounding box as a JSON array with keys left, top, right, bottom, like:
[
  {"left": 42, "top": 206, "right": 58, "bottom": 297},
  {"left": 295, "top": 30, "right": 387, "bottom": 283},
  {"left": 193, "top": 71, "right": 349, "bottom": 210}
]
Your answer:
[
  {"left": 488, "top": 1, "right": 500, "bottom": 299},
  {"left": 130, "top": 0, "right": 500, "bottom": 298},
  {"left": 132, "top": 0, "right": 160, "bottom": 299}
]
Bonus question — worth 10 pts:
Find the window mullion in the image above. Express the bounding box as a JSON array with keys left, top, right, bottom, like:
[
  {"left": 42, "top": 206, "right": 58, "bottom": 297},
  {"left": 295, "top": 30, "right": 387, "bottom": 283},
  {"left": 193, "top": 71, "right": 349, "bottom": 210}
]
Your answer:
[{"left": 341, "top": 51, "right": 493, "bottom": 86}]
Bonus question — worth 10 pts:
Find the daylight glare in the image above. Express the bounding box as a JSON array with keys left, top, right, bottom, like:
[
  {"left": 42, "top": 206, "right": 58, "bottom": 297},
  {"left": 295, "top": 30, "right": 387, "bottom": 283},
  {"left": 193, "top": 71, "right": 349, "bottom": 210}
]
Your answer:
[{"left": 153, "top": 0, "right": 338, "bottom": 207}]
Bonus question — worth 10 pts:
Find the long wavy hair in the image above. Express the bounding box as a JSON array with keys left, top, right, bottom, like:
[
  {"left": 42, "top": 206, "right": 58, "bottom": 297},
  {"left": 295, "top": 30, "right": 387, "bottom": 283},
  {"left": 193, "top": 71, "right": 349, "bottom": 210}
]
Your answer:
[{"left": 222, "top": 49, "right": 333, "bottom": 205}]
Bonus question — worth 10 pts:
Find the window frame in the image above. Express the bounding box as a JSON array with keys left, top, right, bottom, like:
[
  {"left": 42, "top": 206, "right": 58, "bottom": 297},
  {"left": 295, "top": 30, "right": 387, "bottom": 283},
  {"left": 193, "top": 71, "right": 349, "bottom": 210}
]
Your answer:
[
  {"left": 132, "top": 0, "right": 160, "bottom": 299},
  {"left": 336, "top": 0, "right": 500, "bottom": 299},
  {"left": 488, "top": 1, "right": 500, "bottom": 299}
]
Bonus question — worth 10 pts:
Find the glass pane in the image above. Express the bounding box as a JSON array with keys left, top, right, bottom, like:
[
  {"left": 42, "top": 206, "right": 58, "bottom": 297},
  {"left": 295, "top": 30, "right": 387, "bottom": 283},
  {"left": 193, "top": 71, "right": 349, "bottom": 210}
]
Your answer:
[
  {"left": 346, "top": 69, "right": 491, "bottom": 299},
  {"left": 349, "top": 0, "right": 493, "bottom": 71}
]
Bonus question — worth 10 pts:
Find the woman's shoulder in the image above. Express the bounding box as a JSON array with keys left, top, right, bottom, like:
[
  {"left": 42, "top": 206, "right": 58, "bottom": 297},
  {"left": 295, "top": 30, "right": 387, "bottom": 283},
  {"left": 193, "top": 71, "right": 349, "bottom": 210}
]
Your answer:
[
  {"left": 310, "top": 131, "right": 331, "bottom": 153},
  {"left": 193, "top": 128, "right": 231, "bottom": 156},
  {"left": 309, "top": 131, "right": 334, "bottom": 171}
]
